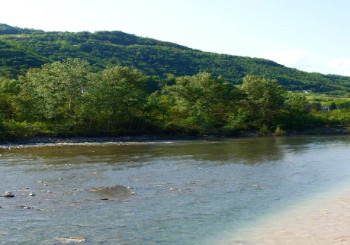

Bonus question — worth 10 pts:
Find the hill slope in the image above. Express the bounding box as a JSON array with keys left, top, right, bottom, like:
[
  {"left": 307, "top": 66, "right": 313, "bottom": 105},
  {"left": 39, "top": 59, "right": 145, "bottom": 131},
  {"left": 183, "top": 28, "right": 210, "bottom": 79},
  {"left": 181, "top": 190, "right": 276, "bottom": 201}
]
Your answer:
[{"left": 0, "top": 23, "right": 350, "bottom": 93}]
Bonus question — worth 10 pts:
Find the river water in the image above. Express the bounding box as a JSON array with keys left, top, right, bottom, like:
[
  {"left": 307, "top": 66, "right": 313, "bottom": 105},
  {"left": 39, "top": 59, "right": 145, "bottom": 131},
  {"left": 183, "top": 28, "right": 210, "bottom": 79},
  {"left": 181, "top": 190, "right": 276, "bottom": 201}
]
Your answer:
[{"left": 1, "top": 136, "right": 350, "bottom": 244}]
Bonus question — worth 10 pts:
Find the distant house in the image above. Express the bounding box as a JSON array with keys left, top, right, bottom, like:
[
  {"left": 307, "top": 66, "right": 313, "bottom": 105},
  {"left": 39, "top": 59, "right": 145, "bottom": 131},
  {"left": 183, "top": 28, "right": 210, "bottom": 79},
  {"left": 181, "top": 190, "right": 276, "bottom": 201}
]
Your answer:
[
  {"left": 322, "top": 105, "right": 330, "bottom": 111},
  {"left": 322, "top": 103, "right": 337, "bottom": 111}
]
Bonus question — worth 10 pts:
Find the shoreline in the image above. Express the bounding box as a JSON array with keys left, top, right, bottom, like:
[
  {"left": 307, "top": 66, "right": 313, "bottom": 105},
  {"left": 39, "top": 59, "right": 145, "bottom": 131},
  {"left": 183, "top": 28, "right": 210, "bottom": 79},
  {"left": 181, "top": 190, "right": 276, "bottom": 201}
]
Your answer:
[
  {"left": 0, "top": 128, "right": 349, "bottom": 148},
  {"left": 219, "top": 186, "right": 350, "bottom": 245},
  {"left": 0, "top": 128, "right": 350, "bottom": 146},
  {"left": 0, "top": 135, "right": 220, "bottom": 149}
]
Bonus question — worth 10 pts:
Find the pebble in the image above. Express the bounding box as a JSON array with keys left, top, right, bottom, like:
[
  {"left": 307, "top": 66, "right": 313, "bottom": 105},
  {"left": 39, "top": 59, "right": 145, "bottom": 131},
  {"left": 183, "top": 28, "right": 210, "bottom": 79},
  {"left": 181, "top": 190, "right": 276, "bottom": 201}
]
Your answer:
[
  {"left": 1, "top": 192, "right": 15, "bottom": 198},
  {"left": 57, "top": 237, "right": 86, "bottom": 243},
  {"left": 20, "top": 205, "right": 33, "bottom": 210}
]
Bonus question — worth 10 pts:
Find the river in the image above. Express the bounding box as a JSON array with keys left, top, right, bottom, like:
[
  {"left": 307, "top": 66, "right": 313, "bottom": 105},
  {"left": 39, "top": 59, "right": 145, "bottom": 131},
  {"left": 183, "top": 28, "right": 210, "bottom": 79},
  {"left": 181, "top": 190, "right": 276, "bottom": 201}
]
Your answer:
[{"left": 1, "top": 136, "right": 350, "bottom": 244}]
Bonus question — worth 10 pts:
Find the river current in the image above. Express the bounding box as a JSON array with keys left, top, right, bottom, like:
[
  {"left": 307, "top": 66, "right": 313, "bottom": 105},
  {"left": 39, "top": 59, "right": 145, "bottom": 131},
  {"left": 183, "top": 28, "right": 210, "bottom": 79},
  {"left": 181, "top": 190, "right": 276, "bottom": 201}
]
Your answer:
[{"left": 1, "top": 136, "right": 350, "bottom": 244}]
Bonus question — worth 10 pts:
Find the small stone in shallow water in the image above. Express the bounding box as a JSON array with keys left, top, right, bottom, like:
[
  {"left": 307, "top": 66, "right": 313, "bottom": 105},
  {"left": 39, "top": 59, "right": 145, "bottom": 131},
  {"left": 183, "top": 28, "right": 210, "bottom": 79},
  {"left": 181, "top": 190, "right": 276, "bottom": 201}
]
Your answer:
[
  {"left": 20, "top": 205, "right": 33, "bottom": 210},
  {"left": 57, "top": 237, "right": 86, "bottom": 244},
  {"left": 1, "top": 192, "right": 15, "bottom": 198},
  {"left": 89, "top": 185, "right": 134, "bottom": 199}
]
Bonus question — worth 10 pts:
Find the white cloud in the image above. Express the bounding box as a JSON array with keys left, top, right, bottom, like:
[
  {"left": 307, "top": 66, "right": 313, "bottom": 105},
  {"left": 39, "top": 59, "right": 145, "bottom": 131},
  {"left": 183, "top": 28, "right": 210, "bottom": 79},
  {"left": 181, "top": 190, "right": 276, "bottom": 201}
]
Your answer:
[
  {"left": 261, "top": 49, "right": 309, "bottom": 67},
  {"left": 325, "top": 58, "right": 350, "bottom": 76}
]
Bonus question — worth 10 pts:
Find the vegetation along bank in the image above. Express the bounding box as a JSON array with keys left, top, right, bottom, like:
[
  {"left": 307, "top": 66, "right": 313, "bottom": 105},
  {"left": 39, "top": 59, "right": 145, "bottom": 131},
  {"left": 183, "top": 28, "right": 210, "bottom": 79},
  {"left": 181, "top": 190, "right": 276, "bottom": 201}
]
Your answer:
[{"left": 1, "top": 24, "right": 350, "bottom": 140}]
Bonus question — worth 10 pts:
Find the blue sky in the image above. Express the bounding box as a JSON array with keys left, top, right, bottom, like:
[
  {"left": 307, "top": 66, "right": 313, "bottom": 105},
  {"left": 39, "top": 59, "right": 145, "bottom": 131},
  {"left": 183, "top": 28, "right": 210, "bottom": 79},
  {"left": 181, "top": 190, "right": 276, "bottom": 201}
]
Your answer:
[{"left": 1, "top": 0, "right": 350, "bottom": 76}]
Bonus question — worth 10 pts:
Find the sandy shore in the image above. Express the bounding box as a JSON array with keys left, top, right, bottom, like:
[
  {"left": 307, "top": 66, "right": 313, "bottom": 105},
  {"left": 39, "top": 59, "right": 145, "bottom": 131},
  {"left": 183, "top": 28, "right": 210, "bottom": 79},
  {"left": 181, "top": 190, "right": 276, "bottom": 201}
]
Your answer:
[{"left": 220, "top": 187, "right": 350, "bottom": 245}]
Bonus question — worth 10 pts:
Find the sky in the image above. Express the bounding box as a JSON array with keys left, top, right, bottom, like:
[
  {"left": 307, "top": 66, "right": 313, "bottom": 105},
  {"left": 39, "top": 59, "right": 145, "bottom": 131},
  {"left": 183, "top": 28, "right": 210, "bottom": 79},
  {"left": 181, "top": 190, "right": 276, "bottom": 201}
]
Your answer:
[{"left": 1, "top": 0, "right": 350, "bottom": 76}]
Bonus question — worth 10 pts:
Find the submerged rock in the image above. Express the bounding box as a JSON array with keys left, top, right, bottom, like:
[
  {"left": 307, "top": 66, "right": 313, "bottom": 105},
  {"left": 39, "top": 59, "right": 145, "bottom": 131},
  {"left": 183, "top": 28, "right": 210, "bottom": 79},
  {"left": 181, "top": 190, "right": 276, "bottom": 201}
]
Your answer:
[
  {"left": 18, "top": 205, "right": 42, "bottom": 211},
  {"left": 19, "top": 205, "right": 33, "bottom": 210},
  {"left": 0, "top": 191, "right": 15, "bottom": 198},
  {"left": 89, "top": 185, "right": 134, "bottom": 200},
  {"left": 57, "top": 237, "right": 86, "bottom": 244}
]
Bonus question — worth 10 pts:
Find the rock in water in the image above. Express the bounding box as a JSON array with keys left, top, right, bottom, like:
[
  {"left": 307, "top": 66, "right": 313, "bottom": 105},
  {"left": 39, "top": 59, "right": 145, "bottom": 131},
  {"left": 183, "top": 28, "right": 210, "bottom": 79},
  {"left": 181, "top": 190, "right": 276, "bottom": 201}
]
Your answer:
[
  {"left": 1, "top": 191, "right": 15, "bottom": 198},
  {"left": 57, "top": 237, "right": 86, "bottom": 244},
  {"left": 89, "top": 185, "right": 134, "bottom": 201}
]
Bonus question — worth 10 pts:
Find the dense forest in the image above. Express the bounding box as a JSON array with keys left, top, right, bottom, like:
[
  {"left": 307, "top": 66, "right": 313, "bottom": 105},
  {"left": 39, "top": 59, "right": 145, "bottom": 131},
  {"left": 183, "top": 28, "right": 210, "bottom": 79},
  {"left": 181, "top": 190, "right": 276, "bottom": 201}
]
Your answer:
[
  {"left": 1, "top": 24, "right": 350, "bottom": 139},
  {"left": 1, "top": 24, "right": 350, "bottom": 94}
]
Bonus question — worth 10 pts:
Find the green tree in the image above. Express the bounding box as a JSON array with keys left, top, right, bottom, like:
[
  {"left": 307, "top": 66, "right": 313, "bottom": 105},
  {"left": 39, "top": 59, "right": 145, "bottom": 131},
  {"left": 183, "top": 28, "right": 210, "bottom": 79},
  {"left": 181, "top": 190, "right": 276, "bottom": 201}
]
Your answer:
[
  {"left": 19, "top": 59, "right": 91, "bottom": 128},
  {"left": 281, "top": 93, "right": 310, "bottom": 129},
  {"left": 241, "top": 75, "right": 286, "bottom": 129},
  {"left": 164, "top": 72, "right": 238, "bottom": 134},
  {"left": 0, "top": 77, "right": 20, "bottom": 120},
  {"left": 86, "top": 66, "right": 148, "bottom": 133}
]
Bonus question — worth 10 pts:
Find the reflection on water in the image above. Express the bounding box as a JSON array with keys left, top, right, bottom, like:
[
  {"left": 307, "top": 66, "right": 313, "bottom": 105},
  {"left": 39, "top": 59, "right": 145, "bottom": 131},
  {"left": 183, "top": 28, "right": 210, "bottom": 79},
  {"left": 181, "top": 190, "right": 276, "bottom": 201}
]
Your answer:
[
  {"left": 0, "top": 136, "right": 316, "bottom": 165},
  {"left": 0, "top": 136, "right": 350, "bottom": 244}
]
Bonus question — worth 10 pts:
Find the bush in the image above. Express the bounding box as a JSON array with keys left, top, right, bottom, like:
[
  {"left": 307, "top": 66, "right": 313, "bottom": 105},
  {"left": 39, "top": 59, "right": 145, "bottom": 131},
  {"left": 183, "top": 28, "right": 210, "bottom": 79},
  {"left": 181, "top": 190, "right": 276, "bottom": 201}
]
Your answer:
[
  {"left": 2, "top": 120, "right": 54, "bottom": 138},
  {"left": 258, "top": 125, "right": 271, "bottom": 136},
  {"left": 273, "top": 126, "right": 286, "bottom": 136}
]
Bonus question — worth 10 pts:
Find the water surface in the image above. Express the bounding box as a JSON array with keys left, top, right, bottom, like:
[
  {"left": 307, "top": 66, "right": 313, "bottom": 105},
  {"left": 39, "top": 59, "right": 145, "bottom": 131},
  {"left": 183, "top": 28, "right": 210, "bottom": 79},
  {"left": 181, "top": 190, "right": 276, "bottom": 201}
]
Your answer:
[{"left": 1, "top": 136, "right": 350, "bottom": 244}]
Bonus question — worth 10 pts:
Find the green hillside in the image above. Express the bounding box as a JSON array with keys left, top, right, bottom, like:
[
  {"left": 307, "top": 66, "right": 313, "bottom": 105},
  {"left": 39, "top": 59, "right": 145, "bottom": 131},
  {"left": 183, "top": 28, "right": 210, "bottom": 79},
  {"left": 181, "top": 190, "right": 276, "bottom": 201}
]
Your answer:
[
  {"left": 1, "top": 23, "right": 350, "bottom": 93},
  {"left": 0, "top": 39, "right": 47, "bottom": 77}
]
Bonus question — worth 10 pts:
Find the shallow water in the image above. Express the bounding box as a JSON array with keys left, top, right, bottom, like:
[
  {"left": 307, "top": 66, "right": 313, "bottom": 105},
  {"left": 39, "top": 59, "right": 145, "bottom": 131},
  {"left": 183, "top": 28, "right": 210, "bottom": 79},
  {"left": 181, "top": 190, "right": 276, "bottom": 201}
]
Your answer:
[{"left": 1, "top": 136, "right": 350, "bottom": 244}]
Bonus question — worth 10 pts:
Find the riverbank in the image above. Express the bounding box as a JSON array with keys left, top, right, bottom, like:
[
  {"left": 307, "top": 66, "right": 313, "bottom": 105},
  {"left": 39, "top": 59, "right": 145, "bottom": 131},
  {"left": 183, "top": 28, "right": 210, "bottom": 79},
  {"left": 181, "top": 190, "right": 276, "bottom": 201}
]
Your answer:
[
  {"left": 220, "top": 186, "right": 350, "bottom": 245},
  {"left": 0, "top": 126, "right": 349, "bottom": 147},
  {"left": 0, "top": 135, "right": 219, "bottom": 149}
]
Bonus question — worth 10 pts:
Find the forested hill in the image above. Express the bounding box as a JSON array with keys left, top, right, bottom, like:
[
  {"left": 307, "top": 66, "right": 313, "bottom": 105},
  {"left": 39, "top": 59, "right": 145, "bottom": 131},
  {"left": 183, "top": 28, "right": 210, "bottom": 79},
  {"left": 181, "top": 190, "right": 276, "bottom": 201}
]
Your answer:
[{"left": 1, "top": 23, "right": 350, "bottom": 93}]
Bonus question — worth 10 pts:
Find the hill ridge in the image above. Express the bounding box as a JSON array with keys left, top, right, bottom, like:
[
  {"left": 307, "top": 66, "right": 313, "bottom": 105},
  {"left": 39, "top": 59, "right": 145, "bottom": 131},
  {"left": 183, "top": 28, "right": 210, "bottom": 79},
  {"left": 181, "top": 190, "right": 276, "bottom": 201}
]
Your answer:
[{"left": 0, "top": 23, "right": 350, "bottom": 94}]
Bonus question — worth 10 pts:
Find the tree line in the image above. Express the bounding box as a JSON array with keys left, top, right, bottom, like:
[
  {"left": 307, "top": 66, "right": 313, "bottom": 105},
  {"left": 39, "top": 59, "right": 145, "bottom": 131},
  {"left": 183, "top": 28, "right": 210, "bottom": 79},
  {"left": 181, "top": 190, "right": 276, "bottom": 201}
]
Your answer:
[{"left": 0, "top": 59, "right": 345, "bottom": 140}]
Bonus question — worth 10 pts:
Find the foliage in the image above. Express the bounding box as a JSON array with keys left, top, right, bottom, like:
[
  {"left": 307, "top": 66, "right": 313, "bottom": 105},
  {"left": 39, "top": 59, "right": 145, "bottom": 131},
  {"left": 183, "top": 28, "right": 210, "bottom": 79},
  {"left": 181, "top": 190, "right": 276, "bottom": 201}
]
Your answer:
[
  {"left": 1, "top": 24, "right": 350, "bottom": 139},
  {"left": 163, "top": 72, "right": 239, "bottom": 134},
  {"left": 85, "top": 66, "right": 148, "bottom": 133},
  {"left": 19, "top": 59, "right": 91, "bottom": 125},
  {"left": 1, "top": 24, "right": 350, "bottom": 93},
  {"left": 241, "top": 75, "right": 286, "bottom": 129},
  {"left": 273, "top": 126, "right": 286, "bottom": 136}
]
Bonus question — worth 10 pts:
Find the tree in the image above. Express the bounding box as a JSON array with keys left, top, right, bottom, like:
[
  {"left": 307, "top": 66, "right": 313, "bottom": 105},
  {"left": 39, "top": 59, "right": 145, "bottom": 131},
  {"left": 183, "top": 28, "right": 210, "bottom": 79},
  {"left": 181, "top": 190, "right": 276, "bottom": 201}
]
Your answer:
[
  {"left": 282, "top": 93, "right": 310, "bottom": 129},
  {"left": 241, "top": 75, "right": 286, "bottom": 129},
  {"left": 164, "top": 72, "right": 238, "bottom": 133},
  {"left": 19, "top": 59, "right": 91, "bottom": 125},
  {"left": 330, "top": 102, "right": 337, "bottom": 110},
  {"left": 86, "top": 66, "right": 148, "bottom": 133},
  {"left": 0, "top": 77, "right": 20, "bottom": 120}
]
